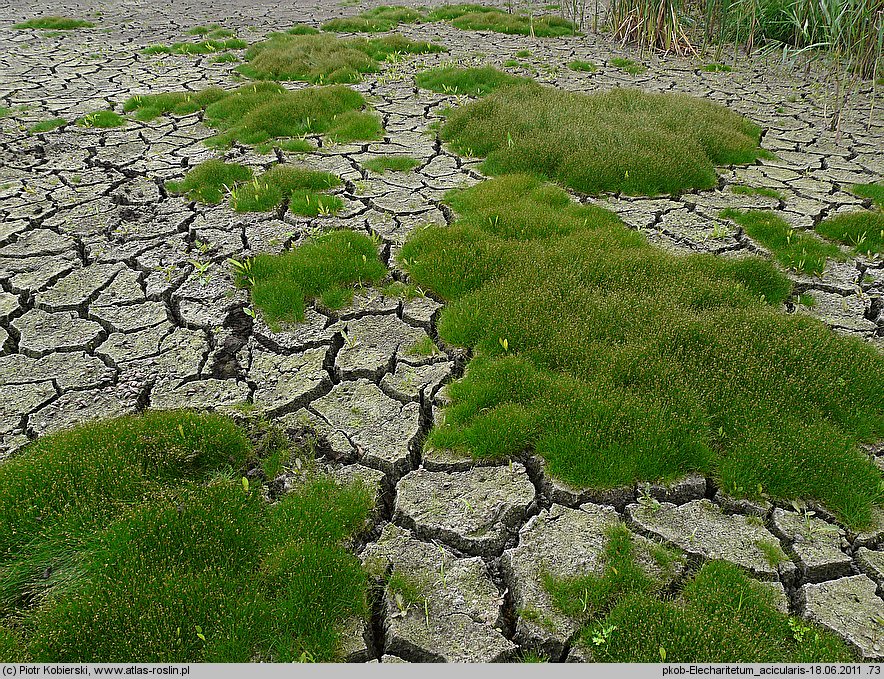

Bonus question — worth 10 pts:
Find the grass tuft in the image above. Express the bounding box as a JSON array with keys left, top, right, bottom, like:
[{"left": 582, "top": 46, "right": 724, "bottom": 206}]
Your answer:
[
  {"left": 610, "top": 57, "right": 647, "bottom": 74},
  {"left": 702, "top": 62, "right": 733, "bottom": 72},
  {"left": 13, "top": 16, "right": 94, "bottom": 30},
  {"left": 721, "top": 209, "right": 844, "bottom": 275},
  {"left": 237, "top": 32, "right": 443, "bottom": 83},
  {"left": 816, "top": 211, "right": 884, "bottom": 256},
  {"left": 165, "top": 160, "right": 254, "bottom": 204},
  {"left": 142, "top": 39, "right": 247, "bottom": 56},
  {"left": 444, "top": 8, "right": 577, "bottom": 36},
  {"left": 439, "top": 84, "right": 765, "bottom": 196},
  {"left": 416, "top": 66, "right": 532, "bottom": 96},
  {"left": 0, "top": 413, "right": 373, "bottom": 661},
  {"left": 186, "top": 24, "right": 235, "bottom": 37},
  {"left": 29, "top": 118, "right": 66, "bottom": 134},
  {"left": 124, "top": 82, "right": 383, "bottom": 148},
  {"left": 363, "top": 155, "right": 420, "bottom": 173},
  {"left": 568, "top": 59, "right": 597, "bottom": 72},
  {"left": 76, "top": 110, "right": 126, "bottom": 128},
  {"left": 322, "top": 6, "right": 424, "bottom": 32},
  {"left": 229, "top": 165, "right": 342, "bottom": 215},
  {"left": 852, "top": 182, "right": 884, "bottom": 208},
  {"left": 236, "top": 230, "right": 387, "bottom": 326},
  {"left": 402, "top": 175, "right": 884, "bottom": 528},
  {"left": 426, "top": 4, "right": 500, "bottom": 21}
]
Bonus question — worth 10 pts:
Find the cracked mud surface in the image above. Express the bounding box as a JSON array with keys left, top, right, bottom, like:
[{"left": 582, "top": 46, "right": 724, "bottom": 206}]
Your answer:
[{"left": 2, "top": 0, "right": 883, "bottom": 662}]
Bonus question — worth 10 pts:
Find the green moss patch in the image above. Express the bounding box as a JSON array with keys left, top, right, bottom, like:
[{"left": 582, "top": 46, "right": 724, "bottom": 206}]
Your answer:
[
  {"left": 28, "top": 118, "right": 66, "bottom": 134},
  {"left": 363, "top": 155, "right": 420, "bottom": 173},
  {"left": 322, "top": 6, "right": 424, "bottom": 32},
  {"left": 13, "top": 16, "right": 94, "bottom": 30},
  {"left": 237, "top": 32, "right": 443, "bottom": 83},
  {"left": 426, "top": 4, "right": 499, "bottom": 21},
  {"left": 439, "top": 84, "right": 765, "bottom": 196},
  {"left": 721, "top": 209, "right": 843, "bottom": 275},
  {"left": 547, "top": 530, "right": 851, "bottom": 661},
  {"left": 124, "top": 82, "right": 383, "bottom": 148},
  {"left": 443, "top": 8, "right": 576, "bottom": 36},
  {"left": 852, "top": 182, "right": 884, "bottom": 207},
  {"left": 76, "top": 110, "right": 126, "bottom": 128},
  {"left": 416, "top": 66, "right": 531, "bottom": 96},
  {"left": 142, "top": 38, "right": 248, "bottom": 56},
  {"left": 0, "top": 412, "right": 374, "bottom": 661},
  {"left": 568, "top": 59, "right": 597, "bottom": 72},
  {"left": 187, "top": 24, "right": 235, "bottom": 37},
  {"left": 166, "top": 160, "right": 341, "bottom": 215},
  {"left": 229, "top": 165, "right": 342, "bottom": 215},
  {"left": 287, "top": 24, "right": 320, "bottom": 35},
  {"left": 402, "top": 175, "right": 884, "bottom": 527},
  {"left": 610, "top": 57, "right": 647, "bottom": 74},
  {"left": 816, "top": 211, "right": 884, "bottom": 256},
  {"left": 210, "top": 53, "right": 240, "bottom": 64},
  {"left": 235, "top": 230, "right": 387, "bottom": 326},
  {"left": 165, "top": 160, "right": 254, "bottom": 204}
]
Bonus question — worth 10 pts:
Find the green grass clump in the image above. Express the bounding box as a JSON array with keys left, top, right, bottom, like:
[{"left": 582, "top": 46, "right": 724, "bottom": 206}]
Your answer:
[
  {"left": 568, "top": 59, "right": 597, "bottom": 72},
  {"left": 123, "top": 88, "right": 228, "bottom": 121},
  {"left": 416, "top": 66, "right": 532, "bottom": 96},
  {"left": 142, "top": 39, "right": 248, "bottom": 55},
  {"left": 76, "top": 110, "right": 126, "bottom": 128},
  {"left": 852, "top": 182, "right": 884, "bottom": 207},
  {"left": 322, "top": 6, "right": 424, "bottom": 32},
  {"left": 543, "top": 524, "right": 673, "bottom": 622},
  {"left": 363, "top": 155, "right": 420, "bottom": 173},
  {"left": 0, "top": 107, "right": 9, "bottom": 119},
  {"left": 229, "top": 165, "right": 342, "bottom": 215},
  {"left": 730, "top": 184, "right": 783, "bottom": 200},
  {"left": 426, "top": 4, "right": 499, "bottom": 20},
  {"left": 275, "top": 138, "right": 315, "bottom": 153},
  {"left": 0, "top": 412, "right": 373, "bottom": 662},
  {"left": 210, "top": 53, "right": 240, "bottom": 63},
  {"left": 721, "top": 209, "right": 843, "bottom": 275},
  {"left": 544, "top": 527, "right": 851, "bottom": 661},
  {"left": 29, "top": 118, "right": 66, "bottom": 133},
  {"left": 165, "top": 160, "right": 254, "bottom": 204},
  {"left": 237, "top": 230, "right": 386, "bottom": 325},
  {"left": 14, "top": 16, "right": 94, "bottom": 30},
  {"left": 124, "top": 82, "right": 383, "bottom": 147},
  {"left": 187, "top": 24, "right": 235, "bottom": 37},
  {"left": 445, "top": 9, "right": 576, "bottom": 36},
  {"left": 610, "top": 57, "right": 646, "bottom": 74},
  {"left": 237, "top": 32, "right": 443, "bottom": 83},
  {"left": 580, "top": 561, "right": 853, "bottom": 661},
  {"left": 287, "top": 24, "right": 321, "bottom": 35},
  {"left": 546, "top": 529, "right": 851, "bottom": 661},
  {"left": 440, "top": 84, "right": 765, "bottom": 196},
  {"left": 816, "top": 211, "right": 884, "bottom": 256},
  {"left": 702, "top": 62, "right": 733, "bottom": 72},
  {"left": 401, "top": 174, "right": 884, "bottom": 527}
]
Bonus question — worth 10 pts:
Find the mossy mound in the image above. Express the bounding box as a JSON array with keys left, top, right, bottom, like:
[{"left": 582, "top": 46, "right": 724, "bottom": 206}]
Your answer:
[
  {"left": 124, "top": 82, "right": 383, "bottom": 148},
  {"left": 416, "top": 66, "right": 532, "bottom": 96},
  {"left": 401, "top": 175, "right": 884, "bottom": 528},
  {"left": 235, "top": 230, "right": 387, "bottom": 326},
  {"left": 439, "top": 84, "right": 766, "bottom": 196},
  {"left": 0, "top": 413, "right": 374, "bottom": 661},
  {"left": 322, "top": 6, "right": 424, "bottom": 33},
  {"left": 237, "top": 32, "right": 444, "bottom": 83},
  {"left": 13, "top": 16, "right": 94, "bottom": 30}
]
